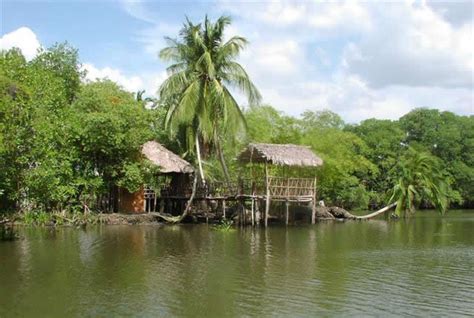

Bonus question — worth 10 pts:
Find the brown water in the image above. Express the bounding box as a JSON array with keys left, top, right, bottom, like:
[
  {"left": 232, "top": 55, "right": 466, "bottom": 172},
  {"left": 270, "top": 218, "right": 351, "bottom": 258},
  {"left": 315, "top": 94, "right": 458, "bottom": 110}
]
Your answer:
[{"left": 1, "top": 210, "right": 473, "bottom": 317}]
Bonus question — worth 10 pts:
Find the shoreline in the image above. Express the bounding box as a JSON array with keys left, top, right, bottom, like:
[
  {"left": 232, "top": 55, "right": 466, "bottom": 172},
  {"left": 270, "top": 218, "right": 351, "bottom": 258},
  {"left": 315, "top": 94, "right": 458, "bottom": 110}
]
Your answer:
[{"left": 2, "top": 208, "right": 471, "bottom": 228}]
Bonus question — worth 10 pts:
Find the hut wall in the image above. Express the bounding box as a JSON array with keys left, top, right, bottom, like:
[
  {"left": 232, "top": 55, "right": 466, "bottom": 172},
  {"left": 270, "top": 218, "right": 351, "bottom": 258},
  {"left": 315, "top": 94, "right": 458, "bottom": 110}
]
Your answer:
[{"left": 118, "top": 187, "right": 145, "bottom": 213}]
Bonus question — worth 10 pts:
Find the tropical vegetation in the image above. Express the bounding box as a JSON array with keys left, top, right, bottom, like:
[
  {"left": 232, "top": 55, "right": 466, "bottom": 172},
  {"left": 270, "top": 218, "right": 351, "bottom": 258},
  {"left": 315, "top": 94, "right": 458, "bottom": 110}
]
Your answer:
[
  {"left": 1, "top": 16, "right": 472, "bottom": 219},
  {"left": 159, "top": 16, "right": 261, "bottom": 183}
]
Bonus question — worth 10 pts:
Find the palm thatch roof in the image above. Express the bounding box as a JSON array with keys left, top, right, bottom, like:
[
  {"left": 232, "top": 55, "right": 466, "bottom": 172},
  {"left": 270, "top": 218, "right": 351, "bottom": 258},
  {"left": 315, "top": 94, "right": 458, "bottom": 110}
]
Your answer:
[
  {"left": 141, "top": 141, "right": 194, "bottom": 174},
  {"left": 238, "top": 143, "right": 323, "bottom": 167}
]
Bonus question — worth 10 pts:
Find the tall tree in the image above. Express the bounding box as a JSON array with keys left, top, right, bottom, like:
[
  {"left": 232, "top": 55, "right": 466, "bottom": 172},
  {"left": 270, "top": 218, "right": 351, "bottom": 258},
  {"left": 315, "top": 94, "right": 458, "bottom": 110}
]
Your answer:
[{"left": 159, "top": 15, "right": 261, "bottom": 183}]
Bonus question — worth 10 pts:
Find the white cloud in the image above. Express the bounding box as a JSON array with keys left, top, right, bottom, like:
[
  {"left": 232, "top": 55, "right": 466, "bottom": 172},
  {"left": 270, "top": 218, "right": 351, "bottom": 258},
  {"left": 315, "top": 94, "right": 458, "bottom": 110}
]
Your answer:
[
  {"left": 0, "top": 27, "right": 41, "bottom": 60},
  {"left": 82, "top": 63, "right": 167, "bottom": 96},
  {"left": 308, "top": 1, "right": 371, "bottom": 31},
  {"left": 82, "top": 63, "right": 144, "bottom": 92},
  {"left": 257, "top": 75, "right": 412, "bottom": 122},
  {"left": 219, "top": 0, "right": 371, "bottom": 32},
  {"left": 427, "top": 0, "right": 473, "bottom": 26},
  {"left": 120, "top": 0, "right": 155, "bottom": 24},
  {"left": 250, "top": 40, "right": 301, "bottom": 75},
  {"left": 217, "top": 1, "right": 473, "bottom": 122},
  {"left": 343, "top": 2, "right": 473, "bottom": 89}
]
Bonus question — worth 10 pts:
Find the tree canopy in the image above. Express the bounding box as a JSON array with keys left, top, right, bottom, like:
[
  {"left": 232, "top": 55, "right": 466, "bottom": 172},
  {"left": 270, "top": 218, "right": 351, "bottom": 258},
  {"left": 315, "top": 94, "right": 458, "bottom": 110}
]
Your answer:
[{"left": 1, "top": 33, "right": 472, "bottom": 215}]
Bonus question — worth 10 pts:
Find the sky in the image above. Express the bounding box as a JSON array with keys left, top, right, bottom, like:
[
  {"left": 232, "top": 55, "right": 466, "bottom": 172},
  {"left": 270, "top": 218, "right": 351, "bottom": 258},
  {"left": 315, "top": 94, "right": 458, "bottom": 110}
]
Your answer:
[{"left": 1, "top": 0, "right": 473, "bottom": 122}]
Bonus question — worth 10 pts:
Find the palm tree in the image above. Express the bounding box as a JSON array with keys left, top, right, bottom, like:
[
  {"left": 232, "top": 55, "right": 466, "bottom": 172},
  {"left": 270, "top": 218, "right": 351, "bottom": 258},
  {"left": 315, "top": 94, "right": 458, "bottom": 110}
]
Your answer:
[
  {"left": 159, "top": 15, "right": 261, "bottom": 183},
  {"left": 135, "top": 90, "right": 158, "bottom": 108},
  {"left": 389, "top": 148, "right": 450, "bottom": 217}
]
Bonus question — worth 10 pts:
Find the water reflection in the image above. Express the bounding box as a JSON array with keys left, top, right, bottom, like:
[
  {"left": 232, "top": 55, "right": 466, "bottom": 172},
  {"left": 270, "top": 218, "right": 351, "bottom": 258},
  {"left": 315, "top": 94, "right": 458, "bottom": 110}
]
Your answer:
[{"left": 0, "top": 211, "right": 473, "bottom": 317}]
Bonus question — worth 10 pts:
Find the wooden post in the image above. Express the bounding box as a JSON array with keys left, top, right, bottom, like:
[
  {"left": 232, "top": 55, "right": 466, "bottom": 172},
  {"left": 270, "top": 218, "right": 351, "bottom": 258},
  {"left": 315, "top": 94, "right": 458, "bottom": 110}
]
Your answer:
[
  {"left": 285, "top": 200, "right": 289, "bottom": 225},
  {"left": 265, "top": 163, "right": 270, "bottom": 227},
  {"left": 222, "top": 199, "right": 226, "bottom": 219},
  {"left": 255, "top": 199, "right": 260, "bottom": 225},
  {"left": 240, "top": 198, "right": 245, "bottom": 226},
  {"left": 311, "top": 177, "right": 317, "bottom": 224},
  {"left": 159, "top": 199, "right": 164, "bottom": 213},
  {"left": 251, "top": 197, "right": 255, "bottom": 226}
]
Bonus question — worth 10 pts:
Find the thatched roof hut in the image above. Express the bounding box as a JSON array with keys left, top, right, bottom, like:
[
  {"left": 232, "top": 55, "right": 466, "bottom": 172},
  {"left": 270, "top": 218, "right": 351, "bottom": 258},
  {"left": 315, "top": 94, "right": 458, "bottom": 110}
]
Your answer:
[
  {"left": 141, "top": 141, "right": 194, "bottom": 174},
  {"left": 238, "top": 143, "right": 323, "bottom": 167}
]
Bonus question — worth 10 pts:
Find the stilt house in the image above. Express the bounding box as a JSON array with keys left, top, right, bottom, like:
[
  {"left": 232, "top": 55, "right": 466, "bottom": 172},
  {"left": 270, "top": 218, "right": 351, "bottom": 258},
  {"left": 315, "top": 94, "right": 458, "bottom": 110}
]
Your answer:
[{"left": 118, "top": 141, "right": 194, "bottom": 213}]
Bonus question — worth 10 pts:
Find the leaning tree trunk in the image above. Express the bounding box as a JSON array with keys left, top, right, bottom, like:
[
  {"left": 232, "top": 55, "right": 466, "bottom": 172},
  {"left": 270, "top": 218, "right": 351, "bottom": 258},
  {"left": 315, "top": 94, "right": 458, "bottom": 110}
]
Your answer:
[
  {"left": 356, "top": 202, "right": 397, "bottom": 220},
  {"left": 154, "top": 174, "right": 198, "bottom": 223},
  {"left": 215, "top": 135, "right": 231, "bottom": 185},
  {"left": 195, "top": 134, "right": 206, "bottom": 185}
]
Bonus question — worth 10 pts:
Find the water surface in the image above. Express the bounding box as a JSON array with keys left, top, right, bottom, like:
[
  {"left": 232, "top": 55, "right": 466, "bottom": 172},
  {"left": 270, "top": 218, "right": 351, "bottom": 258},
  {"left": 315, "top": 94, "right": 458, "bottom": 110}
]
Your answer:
[{"left": 1, "top": 210, "right": 473, "bottom": 317}]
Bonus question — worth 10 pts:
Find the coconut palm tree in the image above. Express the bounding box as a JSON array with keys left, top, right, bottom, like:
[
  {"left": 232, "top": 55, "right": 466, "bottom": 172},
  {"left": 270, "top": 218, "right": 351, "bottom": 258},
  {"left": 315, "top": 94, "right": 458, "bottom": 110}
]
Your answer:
[
  {"left": 159, "top": 15, "right": 261, "bottom": 183},
  {"left": 389, "top": 148, "right": 450, "bottom": 217}
]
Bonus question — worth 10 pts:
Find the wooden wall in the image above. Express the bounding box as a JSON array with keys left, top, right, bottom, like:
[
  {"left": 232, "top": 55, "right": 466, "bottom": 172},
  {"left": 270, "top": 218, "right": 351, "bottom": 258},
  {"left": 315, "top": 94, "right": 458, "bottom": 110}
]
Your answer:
[{"left": 118, "top": 187, "right": 144, "bottom": 214}]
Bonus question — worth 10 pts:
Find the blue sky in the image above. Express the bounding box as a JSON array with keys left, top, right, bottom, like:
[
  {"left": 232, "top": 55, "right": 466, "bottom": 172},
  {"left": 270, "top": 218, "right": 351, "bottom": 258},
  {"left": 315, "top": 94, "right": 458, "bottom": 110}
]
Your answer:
[{"left": 1, "top": 0, "right": 473, "bottom": 122}]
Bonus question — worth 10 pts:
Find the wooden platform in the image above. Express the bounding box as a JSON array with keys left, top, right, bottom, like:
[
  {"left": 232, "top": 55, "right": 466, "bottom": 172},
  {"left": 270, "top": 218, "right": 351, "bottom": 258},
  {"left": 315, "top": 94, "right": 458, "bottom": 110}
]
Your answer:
[{"left": 144, "top": 176, "right": 318, "bottom": 227}]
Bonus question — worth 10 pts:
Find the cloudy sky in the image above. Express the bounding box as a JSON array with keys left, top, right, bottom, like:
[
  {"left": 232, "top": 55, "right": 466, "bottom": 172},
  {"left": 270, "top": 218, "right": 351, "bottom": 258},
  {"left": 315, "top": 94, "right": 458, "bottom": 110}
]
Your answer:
[{"left": 1, "top": 0, "right": 473, "bottom": 122}]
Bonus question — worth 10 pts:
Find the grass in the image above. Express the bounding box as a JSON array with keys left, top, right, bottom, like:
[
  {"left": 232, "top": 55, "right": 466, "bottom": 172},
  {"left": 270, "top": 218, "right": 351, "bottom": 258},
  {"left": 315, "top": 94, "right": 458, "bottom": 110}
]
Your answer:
[
  {"left": 212, "top": 219, "right": 235, "bottom": 231},
  {"left": 19, "top": 210, "right": 101, "bottom": 227}
]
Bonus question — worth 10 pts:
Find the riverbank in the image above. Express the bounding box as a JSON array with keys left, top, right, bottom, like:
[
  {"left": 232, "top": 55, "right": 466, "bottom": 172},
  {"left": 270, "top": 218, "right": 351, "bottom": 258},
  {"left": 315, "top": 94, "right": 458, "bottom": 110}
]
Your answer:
[
  {"left": 1, "top": 205, "right": 365, "bottom": 228},
  {"left": 0, "top": 211, "right": 163, "bottom": 227}
]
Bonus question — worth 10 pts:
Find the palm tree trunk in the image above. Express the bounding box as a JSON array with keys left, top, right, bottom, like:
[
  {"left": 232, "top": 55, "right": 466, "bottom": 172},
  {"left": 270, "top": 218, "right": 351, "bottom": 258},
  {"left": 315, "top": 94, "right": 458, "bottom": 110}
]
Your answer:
[
  {"left": 356, "top": 202, "right": 397, "bottom": 220},
  {"left": 195, "top": 134, "right": 205, "bottom": 184},
  {"left": 215, "top": 135, "right": 231, "bottom": 185}
]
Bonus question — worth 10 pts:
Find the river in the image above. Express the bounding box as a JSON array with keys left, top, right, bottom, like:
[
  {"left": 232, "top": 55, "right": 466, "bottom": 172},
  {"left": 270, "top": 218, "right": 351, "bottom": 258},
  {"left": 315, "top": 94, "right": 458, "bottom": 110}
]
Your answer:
[{"left": 1, "top": 210, "right": 473, "bottom": 317}]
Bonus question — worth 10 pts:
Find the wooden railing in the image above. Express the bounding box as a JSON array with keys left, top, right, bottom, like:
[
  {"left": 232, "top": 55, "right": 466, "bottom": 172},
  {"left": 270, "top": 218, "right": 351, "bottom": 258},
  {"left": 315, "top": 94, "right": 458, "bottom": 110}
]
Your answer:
[
  {"left": 158, "top": 176, "right": 315, "bottom": 199},
  {"left": 267, "top": 177, "right": 315, "bottom": 198}
]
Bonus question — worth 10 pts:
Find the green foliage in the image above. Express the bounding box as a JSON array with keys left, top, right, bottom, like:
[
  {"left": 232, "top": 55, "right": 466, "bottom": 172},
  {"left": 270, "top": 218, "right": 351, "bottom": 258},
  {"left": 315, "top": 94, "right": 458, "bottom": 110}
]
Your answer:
[
  {"left": 159, "top": 15, "right": 261, "bottom": 182},
  {"left": 22, "top": 210, "right": 53, "bottom": 226},
  {"left": 389, "top": 148, "right": 453, "bottom": 217},
  {"left": 399, "top": 109, "right": 473, "bottom": 207},
  {"left": 242, "top": 105, "right": 472, "bottom": 211},
  {"left": 346, "top": 118, "right": 405, "bottom": 207},
  {"left": 212, "top": 219, "right": 234, "bottom": 231},
  {"left": 243, "top": 105, "right": 376, "bottom": 209},
  {"left": 0, "top": 45, "right": 157, "bottom": 214},
  {"left": 1, "top": 34, "right": 472, "bottom": 217}
]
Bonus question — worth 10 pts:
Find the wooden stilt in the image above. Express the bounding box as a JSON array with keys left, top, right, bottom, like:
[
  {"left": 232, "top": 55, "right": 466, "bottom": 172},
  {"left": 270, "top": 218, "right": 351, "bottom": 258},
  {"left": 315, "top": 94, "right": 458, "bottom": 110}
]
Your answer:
[
  {"left": 311, "top": 177, "right": 317, "bottom": 224},
  {"left": 222, "top": 199, "right": 226, "bottom": 219},
  {"left": 265, "top": 193, "right": 270, "bottom": 227},
  {"left": 265, "top": 163, "right": 270, "bottom": 227},
  {"left": 255, "top": 199, "right": 260, "bottom": 225},
  {"left": 250, "top": 198, "right": 255, "bottom": 226},
  {"left": 285, "top": 200, "right": 289, "bottom": 225},
  {"left": 159, "top": 199, "right": 164, "bottom": 214}
]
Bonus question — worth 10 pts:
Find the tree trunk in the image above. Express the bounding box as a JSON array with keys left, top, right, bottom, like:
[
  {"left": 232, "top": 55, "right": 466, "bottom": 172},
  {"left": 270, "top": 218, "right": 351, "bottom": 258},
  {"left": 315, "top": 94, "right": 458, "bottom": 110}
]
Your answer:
[
  {"left": 153, "top": 173, "right": 199, "bottom": 223},
  {"left": 216, "top": 136, "right": 231, "bottom": 185},
  {"left": 356, "top": 202, "right": 397, "bottom": 220},
  {"left": 195, "top": 134, "right": 206, "bottom": 185}
]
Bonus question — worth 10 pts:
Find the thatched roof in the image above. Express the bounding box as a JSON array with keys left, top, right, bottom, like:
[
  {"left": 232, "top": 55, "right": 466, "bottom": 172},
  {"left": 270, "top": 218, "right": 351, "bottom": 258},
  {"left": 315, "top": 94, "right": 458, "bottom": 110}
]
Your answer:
[
  {"left": 141, "top": 141, "right": 194, "bottom": 174},
  {"left": 238, "top": 143, "right": 323, "bottom": 167}
]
